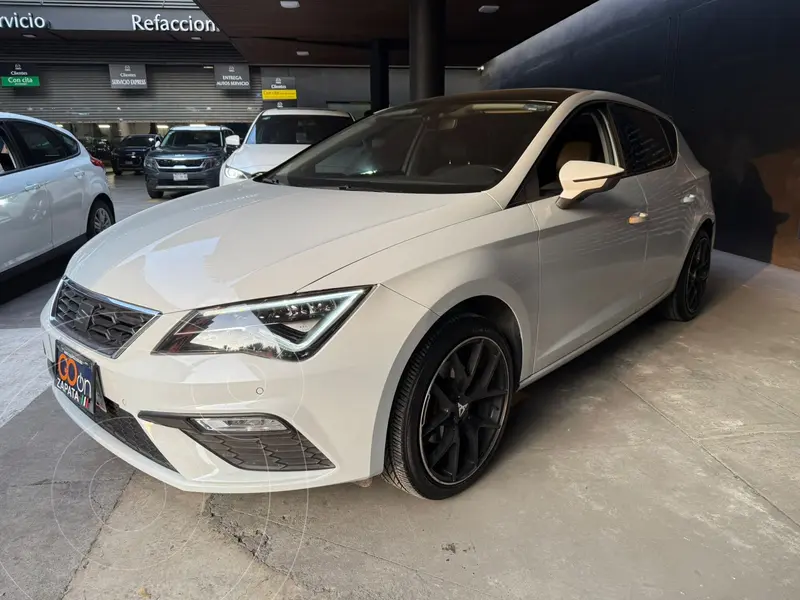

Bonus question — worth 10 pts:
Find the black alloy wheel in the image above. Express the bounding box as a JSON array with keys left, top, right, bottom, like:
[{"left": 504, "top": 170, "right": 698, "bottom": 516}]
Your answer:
[
  {"left": 661, "top": 228, "right": 712, "bottom": 321},
  {"left": 685, "top": 234, "right": 711, "bottom": 314},
  {"left": 419, "top": 337, "right": 510, "bottom": 486},
  {"left": 384, "top": 314, "right": 514, "bottom": 499}
]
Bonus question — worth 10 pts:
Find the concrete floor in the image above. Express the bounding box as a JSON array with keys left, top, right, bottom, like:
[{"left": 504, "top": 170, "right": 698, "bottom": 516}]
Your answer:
[{"left": 2, "top": 177, "right": 800, "bottom": 599}]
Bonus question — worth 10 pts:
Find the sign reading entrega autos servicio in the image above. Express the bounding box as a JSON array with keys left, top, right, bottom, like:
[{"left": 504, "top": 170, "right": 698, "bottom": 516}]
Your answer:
[
  {"left": 214, "top": 64, "right": 250, "bottom": 89},
  {"left": 109, "top": 64, "right": 147, "bottom": 89},
  {"left": 1, "top": 63, "right": 40, "bottom": 87}
]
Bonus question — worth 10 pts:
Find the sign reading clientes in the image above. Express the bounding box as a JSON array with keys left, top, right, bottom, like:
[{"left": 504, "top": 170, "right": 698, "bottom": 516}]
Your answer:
[
  {"left": 1, "top": 63, "right": 40, "bottom": 88},
  {"left": 109, "top": 64, "right": 147, "bottom": 89}
]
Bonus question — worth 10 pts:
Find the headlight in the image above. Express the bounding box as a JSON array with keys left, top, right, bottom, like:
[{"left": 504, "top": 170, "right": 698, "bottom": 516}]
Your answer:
[
  {"left": 144, "top": 156, "right": 157, "bottom": 169},
  {"left": 223, "top": 165, "right": 248, "bottom": 181},
  {"left": 203, "top": 156, "right": 222, "bottom": 169},
  {"left": 153, "top": 287, "right": 370, "bottom": 361}
]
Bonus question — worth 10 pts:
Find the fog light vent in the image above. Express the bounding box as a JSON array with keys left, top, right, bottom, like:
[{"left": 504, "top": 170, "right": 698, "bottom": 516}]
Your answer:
[{"left": 192, "top": 416, "right": 287, "bottom": 433}]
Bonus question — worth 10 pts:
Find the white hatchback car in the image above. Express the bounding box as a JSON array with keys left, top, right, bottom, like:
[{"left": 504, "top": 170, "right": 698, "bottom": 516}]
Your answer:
[
  {"left": 1, "top": 113, "right": 114, "bottom": 280},
  {"left": 219, "top": 108, "right": 354, "bottom": 185},
  {"left": 42, "top": 89, "right": 713, "bottom": 500}
]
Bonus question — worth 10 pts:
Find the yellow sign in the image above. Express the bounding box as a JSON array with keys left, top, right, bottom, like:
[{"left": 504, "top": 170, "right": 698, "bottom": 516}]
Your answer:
[{"left": 261, "top": 89, "right": 297, "bottom": 100}]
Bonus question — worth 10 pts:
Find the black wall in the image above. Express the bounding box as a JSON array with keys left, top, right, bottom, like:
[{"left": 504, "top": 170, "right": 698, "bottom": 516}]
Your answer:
[{"left": 483, "top": 0, "right": 800, "bottom": 270}]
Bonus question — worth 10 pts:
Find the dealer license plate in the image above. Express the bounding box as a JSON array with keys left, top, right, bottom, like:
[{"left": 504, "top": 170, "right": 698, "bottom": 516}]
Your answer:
[
  {"left": 173, "top": 173, "right": 188, "bottom": 181},
  {"left": 54, "top": 341, "right": 97, "bottom": 414}
]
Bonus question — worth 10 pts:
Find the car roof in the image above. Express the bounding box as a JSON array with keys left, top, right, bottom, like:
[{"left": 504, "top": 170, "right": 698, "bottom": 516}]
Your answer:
[
  {"left": 398, "top": 87, "right": 672, "bottom": 121},
  {"left": 0, "top": 111, "right": 81, "bottom": 138},
  {"left": 257, "top": 108, "right": 353, "bottom": 118},
  {"left": 168, "top": 125, "right": 227, "bottom": 131}
]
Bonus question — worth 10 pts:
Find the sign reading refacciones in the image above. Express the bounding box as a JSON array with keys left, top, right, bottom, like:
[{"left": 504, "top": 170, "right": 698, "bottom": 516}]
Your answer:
[
  {"left": 261, "top": 75, "right": 297, "bottom": 107},
  {"left": 214, "top": 64, "right": 250, "bottom": 89},
  {"left": 0, "top": 63, "right": 40, "bottom": 87},
  {"left": 109, "top": 63, "right": 147, "bottom": 89}
]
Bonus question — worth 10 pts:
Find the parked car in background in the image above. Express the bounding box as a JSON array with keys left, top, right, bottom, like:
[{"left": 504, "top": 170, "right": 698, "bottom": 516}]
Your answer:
[
  {"left": 219, "top": 108, "right": 354, "bottom": 185},
  {"left": 143, "top": 126, "right": 235, "bottom": 199},
  {"left": 111, "top": 134, "right": 161, "bottom": 176},
  {"left": 41, "top": 89, "right": 714, "bottom": 499},
  {"left": 0, "top": 112, "right": 114, "bottom": 280}
]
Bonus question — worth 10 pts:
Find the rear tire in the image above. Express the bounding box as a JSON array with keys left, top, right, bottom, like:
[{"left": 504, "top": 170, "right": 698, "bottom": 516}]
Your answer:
[
  {"left": 383, "top": 314, "right": 514, "bottom": 499},
  {"left": 86, "top": 198, "right": 115, "bottom": 239},
  {"left": 660, "top": 229, "right": 712, "bottom": 321}
]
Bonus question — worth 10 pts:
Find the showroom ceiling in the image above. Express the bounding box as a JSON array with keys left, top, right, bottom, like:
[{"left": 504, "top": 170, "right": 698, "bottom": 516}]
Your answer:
[{"left": 193, "top": 0, "right": 598, "bottom": 66}]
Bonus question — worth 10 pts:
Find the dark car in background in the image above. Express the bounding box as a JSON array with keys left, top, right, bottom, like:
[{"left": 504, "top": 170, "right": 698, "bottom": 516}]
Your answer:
[
  {"left": 111, "top": 134, "right": 161, "bottom": 175},
  {"left": 143, "top": 126, "right": 236, "bottom": 198}
]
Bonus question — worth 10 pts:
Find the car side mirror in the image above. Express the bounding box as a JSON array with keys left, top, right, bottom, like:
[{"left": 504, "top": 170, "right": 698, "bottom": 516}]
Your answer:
[
  {"left": 225, "top": 134, "right": 241, "bottom": 149},
  {"left": 556, "top": 160, "right": 625, "bottom": 209},
  {"left": 154, "top": 140, "right": 161, "bottom": 148}
]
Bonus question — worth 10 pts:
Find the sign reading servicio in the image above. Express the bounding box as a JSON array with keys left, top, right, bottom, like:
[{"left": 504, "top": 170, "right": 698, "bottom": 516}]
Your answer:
[{"left": 109, "top": 64, "right": 147, "bottom": 89}]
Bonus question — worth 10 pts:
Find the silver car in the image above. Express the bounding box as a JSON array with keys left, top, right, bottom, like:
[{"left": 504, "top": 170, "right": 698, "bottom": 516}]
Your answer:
[{"left": 0, "top": 113, "right": 114, "bottom": 280}]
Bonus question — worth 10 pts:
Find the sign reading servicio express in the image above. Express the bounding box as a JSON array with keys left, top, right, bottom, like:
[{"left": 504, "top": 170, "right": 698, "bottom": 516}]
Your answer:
[
  {"left": 214, "top": 64, "right": 250, "bottom": 89},
  {"left": 1, "top": 63, "right": 39, "bottom": 87},
  {"left": 109, "top": 64, "right": 147, "bottom": 89}
]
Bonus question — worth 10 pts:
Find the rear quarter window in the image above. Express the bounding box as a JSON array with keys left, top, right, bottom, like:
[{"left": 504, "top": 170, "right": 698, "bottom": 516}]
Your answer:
[{"left": 609, "top": 104, "right": 675, "bottom": 175}]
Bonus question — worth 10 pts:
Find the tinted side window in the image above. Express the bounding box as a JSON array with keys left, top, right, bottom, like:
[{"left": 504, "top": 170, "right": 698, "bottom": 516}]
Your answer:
[
  {"left": 9, "top": 121, "right": 68, "bottom": 167},
  {"left": 0, "top": 125, "right": 22, "bottom": 175},
  {"left": 659, "top": 117, "right": 678, "bottom": 161},
  {"left": 609, "top": 104, "right": 673, "bottom": 174},
  {"left": 59, "top": 132, "right": 81, "bottom": 157}
]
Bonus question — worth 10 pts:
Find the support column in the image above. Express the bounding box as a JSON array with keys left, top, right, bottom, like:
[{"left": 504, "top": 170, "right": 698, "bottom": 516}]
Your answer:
[
  {"left": 409, "top": 0, "right": 445, "bottom": 101},
  {"left": 370, "top": 39, "right": 390, "bottom": 112}
]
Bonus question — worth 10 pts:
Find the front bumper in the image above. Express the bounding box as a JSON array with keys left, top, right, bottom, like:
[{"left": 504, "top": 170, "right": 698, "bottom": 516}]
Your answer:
[
  {"left": 41, "top": 285, "right": 432, "bottom": 493},
  {"left": 145, "top": 167, "right": 221, "bottom": 192},
  {"left": 112, "top": 154, "right": 145, "bottom": 170}
]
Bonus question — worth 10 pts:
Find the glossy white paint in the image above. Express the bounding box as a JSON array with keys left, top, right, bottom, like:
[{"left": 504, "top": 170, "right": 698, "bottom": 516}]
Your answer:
[
  {"left": 42, "top": 90, "right": 715, "bottom": 494},
  {"left": 0, "top": 112, "right": 111, "bottom": 276}
]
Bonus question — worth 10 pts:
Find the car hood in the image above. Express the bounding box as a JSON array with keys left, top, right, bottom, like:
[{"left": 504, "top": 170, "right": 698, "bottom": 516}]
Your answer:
[
  {"left": 226, "top": 143, "right": 309, "bottom": 174},
  {"left": 65, "top": 182, "right": 498, "bottom": 313}
]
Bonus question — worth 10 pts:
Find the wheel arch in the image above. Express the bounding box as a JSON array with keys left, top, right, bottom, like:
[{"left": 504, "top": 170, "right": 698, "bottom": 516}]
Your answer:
[{"left": 369, "top": 284, "right": 532, "bottom": 475}]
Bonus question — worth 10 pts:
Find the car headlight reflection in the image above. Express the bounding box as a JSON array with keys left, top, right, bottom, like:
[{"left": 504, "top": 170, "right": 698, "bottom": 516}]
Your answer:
[
  {"left": 153, "top": 288, "right": 370, "bottom": 360},
  {"left": 223, "top": 165, "right": 248, "bottom": 180}
]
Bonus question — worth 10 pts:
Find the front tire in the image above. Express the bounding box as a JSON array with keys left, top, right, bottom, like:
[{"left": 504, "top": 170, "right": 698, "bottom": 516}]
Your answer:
[
  {"left": 147, "top": 188, "right": 164, "bottom": 199},
  {"left": 86, "top": 198, "right": 115, "bottom": 239},
  {"left": 113, "top": 169, "right": 122, "bottom": 176},
  {"left": 383, "top": 314, "right": 514, "bottom": 499},
  {"left": 660, "top": 229, "right": 712, "bottom": 321}
]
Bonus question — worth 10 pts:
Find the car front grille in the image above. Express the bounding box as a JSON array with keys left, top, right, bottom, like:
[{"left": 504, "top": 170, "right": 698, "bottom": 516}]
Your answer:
[
  {"left": 51, "top": 279, "right": 159, "bottom": 358},
  {"left": 138, "top": 414, "right": 334, "bottom": 472},
  {"left": 156, "top": 158, "right": 204, "bottom": 170},
  {"left": 90, "top": 399, "right": 176, "bottom": 471}
]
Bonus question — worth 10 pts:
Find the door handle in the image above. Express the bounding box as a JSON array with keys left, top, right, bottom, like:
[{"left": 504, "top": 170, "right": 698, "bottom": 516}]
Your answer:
[
  {"left": 681, "top": 193, "right": 697, "bottom": 204},
  {"left": 73, "top": 170, "right": 85, "bottom": 179},
  {"left": 24, "top": 183, "right": 41, "bottom": 192},
  {"left": 628, "top": 212, "right": 648, "bottom": 225}
]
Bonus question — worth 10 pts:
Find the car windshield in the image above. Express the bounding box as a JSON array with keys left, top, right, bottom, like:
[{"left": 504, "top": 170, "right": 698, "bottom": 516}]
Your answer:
[
  {"left": 246, "top": 114, "right": 353, "bottom": 145},
  {"left": 261, "top": 100, "right": 557, "bottom": 194},
  {"left": 117, "top": 135, "right": 156, "bottom": 148},
  {"left": 161, "top": 129, "right": 222, "bottom": 149}
]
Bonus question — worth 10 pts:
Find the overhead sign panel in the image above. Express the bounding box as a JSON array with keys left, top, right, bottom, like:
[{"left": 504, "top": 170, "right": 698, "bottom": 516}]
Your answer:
[
  {"left": 109, "top": 63, "right": 147, "bottom": 89},
  {"left": 215, "top": 64, "right": 250, "bottom": 89},
  {"left": 0, "top": 63, "right": 40, "bottom": 87},
  {"left": 261, "top": 74, "right": 298, "bottom": 107}
]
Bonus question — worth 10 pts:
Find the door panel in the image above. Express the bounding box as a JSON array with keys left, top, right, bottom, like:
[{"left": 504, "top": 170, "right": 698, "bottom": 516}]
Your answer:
[
  {"left": 637, "top": 158, "right": 698, "bottom": 300},
  {"left": 0, "top": 170, "right": 53, "bottom": 272},
  {"left": 49, "top": 155, "right": 88, "bottom": 246},
  {"left": 531, "top": 177, "right": 648, "bottom": 370}
]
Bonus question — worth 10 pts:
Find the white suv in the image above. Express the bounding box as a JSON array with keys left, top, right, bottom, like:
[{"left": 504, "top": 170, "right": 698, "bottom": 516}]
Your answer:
[
  {"left": 0, "top": 113, "right": 114, "bottom": 280},
  {"left": 219, "top": 108, "right": 354, "bottom": 185}
]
